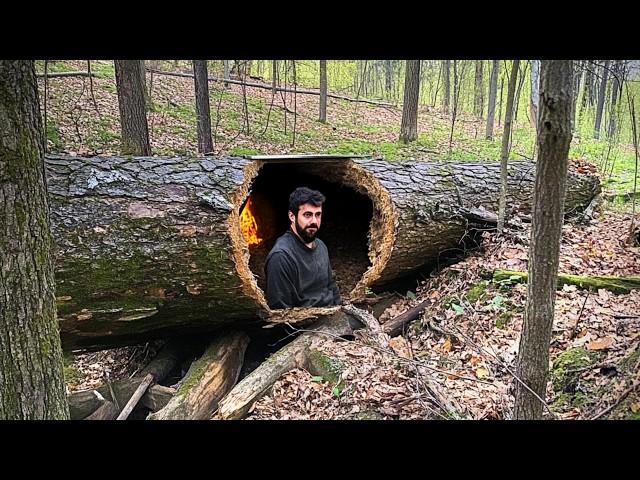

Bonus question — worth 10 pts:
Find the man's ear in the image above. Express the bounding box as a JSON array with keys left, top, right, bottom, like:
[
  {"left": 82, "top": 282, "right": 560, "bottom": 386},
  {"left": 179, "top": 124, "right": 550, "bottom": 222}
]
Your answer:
[{"left": 288, "top": 211, "right": 295, "bottom": 224}]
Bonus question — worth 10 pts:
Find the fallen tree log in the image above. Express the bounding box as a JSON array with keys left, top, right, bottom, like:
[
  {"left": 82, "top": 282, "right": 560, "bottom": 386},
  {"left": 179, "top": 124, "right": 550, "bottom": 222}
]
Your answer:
[
  {"left": 217, "top": 312, "right": 353, "bottom": 420},
  {"left": 144, "top": 68, "right": 396, "bottom": 107},
  {"left": 493, "top": 270, "right": 640, "bottom": 294},
  {"left": 68, "top": 339, "right": 191, "bottom": 419},
  {"left": 116, "top": 373, "right": 154, "bottom": 420},
  {"left": 148, "top": 331, "right": 249, "bottom": 420},
  {"left": 45, "top": 154, "right": 600, "bottom": 350},
  {"left": 37, "top": 71, "right": 98, "bottom": 79}
]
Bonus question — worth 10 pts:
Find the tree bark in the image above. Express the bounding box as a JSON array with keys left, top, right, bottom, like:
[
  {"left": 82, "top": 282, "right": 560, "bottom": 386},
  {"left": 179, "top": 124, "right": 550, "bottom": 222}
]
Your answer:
[
  {"left": 443, "top": 60, "right": 451, "bottom": 113},
  {"left": 514, "top": 60, "right": 574, "bottom": 420},
  {"left": 319, "top": 60, "right": 327, "bottom": 123},
  {"left": 114, "top": 60, "right": 150, "bottom": 156},
  {"left": 44, "top": 154, "right": 600, "bottom": 350},
  {"left": 607, "top": 61, "right": 622, "bottom": 138},
  {"left": 497, "top": 60, "right": 520, "bottom": 233},
  {"left": 0, "top": 60, "right": 69, "bottom": 419},
  {"left": 474, "top": 60, "right": 484, "bottom": 117},
  {"left": 223, "top": 60, "right": 230, "bottom": 88},
  {"left": 193, "top": 60, "right": 213, "bottom": 155},
  {"left": 594, "top": 60, "right": 610, "bottom": 139},
  {"left": 486, "top": 60, "right": 499, "bottom": 139},
  {"left": 399, "top": 60, "right": 421, "bottom": 143}
]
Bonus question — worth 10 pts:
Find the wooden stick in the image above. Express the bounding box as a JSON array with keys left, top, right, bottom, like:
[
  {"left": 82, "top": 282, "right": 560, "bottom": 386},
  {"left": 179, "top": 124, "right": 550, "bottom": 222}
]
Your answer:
[
  {"left": 383, "top": 299, "right": 431, "bottom": 337},
  {"left": 591, "top": 375, "right": 640, "bottom": 420},
  {"left": 116, "top": 373, "right": 154, "bottom": 420}
]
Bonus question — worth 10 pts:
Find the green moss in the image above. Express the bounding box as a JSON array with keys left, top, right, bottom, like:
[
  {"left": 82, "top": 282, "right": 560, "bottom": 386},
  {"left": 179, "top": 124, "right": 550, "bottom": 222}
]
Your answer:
[
  {"left": 551, "top": 348, "right": 598, "bottom": 392},
  {"left": 307, "top": 349, "right": 344, "bottom": 385},
  {"left": 176, "top": 356, "right": 208, "bottom": 396},
  {"left": 465, "top": 281, "right": 489, "bottom": 303},
  {"left": 552, "top": 391, "right": 589, "bottom": 411},
  {"left": 62, "top": 353, "right": 81, "bottom": 386}
]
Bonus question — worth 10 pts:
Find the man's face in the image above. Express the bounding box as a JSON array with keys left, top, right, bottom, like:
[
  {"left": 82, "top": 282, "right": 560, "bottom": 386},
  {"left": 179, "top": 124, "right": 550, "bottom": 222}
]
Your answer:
[{"left": 289, "top": 202, "right": 322, "bottom": 243}]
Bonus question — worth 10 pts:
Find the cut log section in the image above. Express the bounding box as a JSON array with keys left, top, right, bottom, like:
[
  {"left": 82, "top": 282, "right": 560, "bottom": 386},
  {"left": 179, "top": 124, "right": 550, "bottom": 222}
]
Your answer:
[
  {"left": 45, "top": 154, "right": 600, "bottom": 350},
  {"left": 217, "top": 312, "right": 353, "bottom": 420},
  {"left": 148, "top": 331, "right": 249, "bottom": 420},
  {"left": 493, "top": 270, "right": 640, "bottom": 294}
]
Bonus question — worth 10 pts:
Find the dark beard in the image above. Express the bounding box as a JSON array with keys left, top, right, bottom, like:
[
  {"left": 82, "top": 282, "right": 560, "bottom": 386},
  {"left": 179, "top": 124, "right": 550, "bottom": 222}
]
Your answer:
[{"left": 295, "top": 219, "right": 318, "bottom": 243}]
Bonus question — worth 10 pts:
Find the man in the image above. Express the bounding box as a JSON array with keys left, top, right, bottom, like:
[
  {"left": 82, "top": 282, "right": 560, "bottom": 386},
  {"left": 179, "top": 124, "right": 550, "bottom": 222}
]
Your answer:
[{"left": 265, "top": 187, "right": 341, "bottom": 309}]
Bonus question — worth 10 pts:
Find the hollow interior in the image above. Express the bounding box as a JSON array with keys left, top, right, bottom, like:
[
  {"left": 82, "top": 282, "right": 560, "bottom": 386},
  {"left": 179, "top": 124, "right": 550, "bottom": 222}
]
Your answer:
[{"left": 241, "top": 161, "right": 374, "bottom": 302}]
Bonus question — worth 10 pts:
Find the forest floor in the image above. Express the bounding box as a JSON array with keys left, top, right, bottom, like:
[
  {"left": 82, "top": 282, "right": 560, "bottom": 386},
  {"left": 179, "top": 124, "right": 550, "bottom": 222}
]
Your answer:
[{"left": 48, "top": 60, "right": 639, "bottom": 419}]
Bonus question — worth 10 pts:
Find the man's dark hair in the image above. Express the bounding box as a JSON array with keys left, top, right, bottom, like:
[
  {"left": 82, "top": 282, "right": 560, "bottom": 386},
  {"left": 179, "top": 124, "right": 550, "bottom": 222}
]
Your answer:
[{"left": 288, "top": 187, "right": 326, "bottom": 215}]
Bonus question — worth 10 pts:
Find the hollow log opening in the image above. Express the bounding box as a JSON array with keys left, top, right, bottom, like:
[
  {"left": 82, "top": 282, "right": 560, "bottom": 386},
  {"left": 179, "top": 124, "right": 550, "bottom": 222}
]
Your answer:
[{"left": 239, "top": 161, "right": 375, "bottom": 303}]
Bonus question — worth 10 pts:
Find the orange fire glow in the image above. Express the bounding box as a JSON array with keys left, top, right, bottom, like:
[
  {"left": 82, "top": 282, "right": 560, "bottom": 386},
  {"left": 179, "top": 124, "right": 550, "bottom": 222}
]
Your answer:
[{"left": 240, "top": 196, "right": 263, "bottom": 247}]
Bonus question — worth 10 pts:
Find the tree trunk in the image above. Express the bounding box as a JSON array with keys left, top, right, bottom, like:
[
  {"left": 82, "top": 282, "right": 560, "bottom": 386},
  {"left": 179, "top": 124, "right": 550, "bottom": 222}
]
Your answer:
[
  {"left": 443, "top": 60, "right": 451, "bottom": 113},
  {"left": 474, "top": 60, "right": 484, "bottom": 117},
  {"left": 594, "top": 60, "right": 610, "bottom": 139},
  {"left": 44, "top": 154, "right": 600, "bottom": 350},
  {"left": 607, "top": 61, "right": 622, "bottom": 138},
  {"left": 498, "top": 60, "right": 520, "bottom": 232},
  {"left": 223, "top": 60, "right": 230, "bottom": 88},
  {"left": 399, "top": 60, "right": 421, "bottom": 143},
  {"left": 385, "top": 60, "right": 393, "bottom": 97},
  {"left": 148, "top": 331, "right": 249, "bottom": 420},
  {"left": 319, "top": 60, "right": 327, "bottom": 123},
  {"left": 271, "top": 60, "right": 277, "bottom": 95},
  {"left": 193, "top": 60, "right": 213, "bottom": 155},
  {"left": 514, "top": 60, "right": 574, "bottom": 420},
  {"left": 486, "top": 60, "right": 499, "bottom": 139},
  {"left": 530, "top": 60, "right": 540, "bottom": 131},
  {"left": 114, "top": 60, "right": 151, "bottom": 156},
  {"left": 0, "top": 60, "right": 69, "bottom": 419},
  {"left": 571, "top": 60, "right": 582, "bottom": 133},
  {"left": 582, "top": 63, "right": 594, "bottom": 109}
]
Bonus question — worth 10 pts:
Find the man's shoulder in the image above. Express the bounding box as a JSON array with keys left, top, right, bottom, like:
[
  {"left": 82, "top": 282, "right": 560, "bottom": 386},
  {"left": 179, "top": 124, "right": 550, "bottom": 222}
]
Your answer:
[{"left": 269, "top": 232, "right": 296, "bottom": 254}]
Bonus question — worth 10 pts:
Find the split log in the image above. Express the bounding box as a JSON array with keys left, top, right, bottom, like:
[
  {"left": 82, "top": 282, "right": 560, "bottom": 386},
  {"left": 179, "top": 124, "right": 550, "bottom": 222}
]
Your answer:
[
  {"left": 217, "top": 312, "right": 353, "bottom": 420},
  {"left": 45, "top": 154, "right": 600, "bottom": 350},
  {"left": 68, "top": 339, "right": 190, "bottom": 419},
  {"left": 85, "top": 401, "right": 119, "bottom": 420},
  {"left": 493, "top": 270, "right": 640, "bottom": 294},
  {"left": 148, "top": 331, "right": 249, "bottom": 420}
]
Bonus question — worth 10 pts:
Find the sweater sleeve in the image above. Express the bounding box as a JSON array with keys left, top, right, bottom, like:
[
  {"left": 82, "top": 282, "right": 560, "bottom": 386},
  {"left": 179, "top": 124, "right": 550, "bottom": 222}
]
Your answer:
[{"left": 265, "top": 251, "right": 298, "bottom": 309}]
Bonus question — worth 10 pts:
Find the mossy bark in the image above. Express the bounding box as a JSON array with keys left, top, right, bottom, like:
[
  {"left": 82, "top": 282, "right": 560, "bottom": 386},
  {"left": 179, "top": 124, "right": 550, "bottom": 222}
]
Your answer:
[
  {"left": 148, "top": 331, "right": 249, "bottom": 420},
  {"left": 0, "top": 60, "right": 69, "bottom": 419}
]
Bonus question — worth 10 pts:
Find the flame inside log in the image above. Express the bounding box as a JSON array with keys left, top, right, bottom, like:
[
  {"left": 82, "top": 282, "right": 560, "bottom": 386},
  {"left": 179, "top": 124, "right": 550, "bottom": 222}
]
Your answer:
[{"left": 240, "top": 196, "right": 263, "bottom": 247}]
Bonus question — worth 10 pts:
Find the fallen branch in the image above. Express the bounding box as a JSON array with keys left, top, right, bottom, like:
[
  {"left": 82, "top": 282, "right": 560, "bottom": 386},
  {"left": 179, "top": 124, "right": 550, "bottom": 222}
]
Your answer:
[
  {"left": 37, "top": 71, "right": 97, "bottom": 79},
  {"left": 382, "top": 299, "right": 431, "bottom": 337},
  {"left": 493, "top": 270, "right": 640, "bottom": 294},
  {"left": 116, "top": 373, "right": 154, "bottom": 420},
  {"left": 144, "top": 68, "right": 397, "bottom": 108},
  {"left": 591, "top": 374, "right": 640, "bottom": 420}
]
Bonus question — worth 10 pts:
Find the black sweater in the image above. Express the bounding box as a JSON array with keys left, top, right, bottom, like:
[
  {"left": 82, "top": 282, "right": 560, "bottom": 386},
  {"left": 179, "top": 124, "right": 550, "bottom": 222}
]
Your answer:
[{"left": 264, "top": 229, "right": 341, "bottom": 309}]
